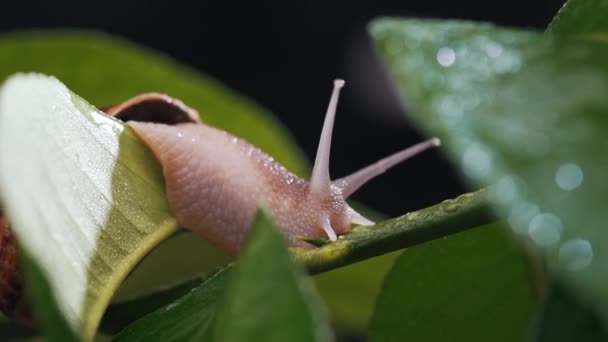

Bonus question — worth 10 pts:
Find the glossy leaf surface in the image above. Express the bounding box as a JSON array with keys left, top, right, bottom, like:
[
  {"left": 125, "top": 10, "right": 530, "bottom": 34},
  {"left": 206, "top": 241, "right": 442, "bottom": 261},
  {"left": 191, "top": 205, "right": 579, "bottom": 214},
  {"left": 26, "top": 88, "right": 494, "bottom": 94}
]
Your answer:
[
  {"left": 371, "top": 18, "right": 608, "bottom": 322},
  {"left": 0, "top": 74, "right": 176, "bottom": 339},
  {"left": 113, "top": 266, "right": 231, "bottom": 341}
]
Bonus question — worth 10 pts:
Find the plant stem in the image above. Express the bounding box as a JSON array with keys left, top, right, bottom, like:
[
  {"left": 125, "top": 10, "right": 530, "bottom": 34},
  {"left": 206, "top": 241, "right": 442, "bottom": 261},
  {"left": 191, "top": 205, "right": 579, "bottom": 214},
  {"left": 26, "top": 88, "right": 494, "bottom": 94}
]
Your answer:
[{"left": 292, "top": 188, "right": 494, "bottom": 274}]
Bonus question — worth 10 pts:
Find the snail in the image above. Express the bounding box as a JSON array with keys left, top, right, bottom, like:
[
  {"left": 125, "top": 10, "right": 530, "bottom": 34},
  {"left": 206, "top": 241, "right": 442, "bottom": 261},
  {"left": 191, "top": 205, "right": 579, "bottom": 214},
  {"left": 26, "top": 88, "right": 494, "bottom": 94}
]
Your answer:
[
  {"left": 105, "top": 79, "right": 440, "bottom": 256},
  {"left": 0, "top": 78, "right": 439, "bottom": 320}
]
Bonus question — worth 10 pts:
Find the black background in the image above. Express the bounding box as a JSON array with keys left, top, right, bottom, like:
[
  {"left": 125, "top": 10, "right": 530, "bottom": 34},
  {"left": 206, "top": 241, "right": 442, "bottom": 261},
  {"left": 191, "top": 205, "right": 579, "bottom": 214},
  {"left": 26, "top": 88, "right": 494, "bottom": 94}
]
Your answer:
[{"left": 0, "top": 0, "right": 566, "bottom": 216}]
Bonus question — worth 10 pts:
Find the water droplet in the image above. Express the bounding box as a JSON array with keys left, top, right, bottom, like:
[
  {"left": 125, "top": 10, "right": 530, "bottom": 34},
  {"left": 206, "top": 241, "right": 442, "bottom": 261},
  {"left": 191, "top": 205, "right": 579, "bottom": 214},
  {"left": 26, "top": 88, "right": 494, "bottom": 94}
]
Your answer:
[
  {"left": 508, "top": 202, "right": 539, "bottom": 234},
  {"left": 461, "top": 143, "right": 492, "bottom": 179},
  {"left": 528, "top": 213, "right": 562, "bottom": 247},
  {"left": 484, "top": 41, "right": 503, "bottom": 58},
  {"left": 436, "top": 47, "right": 456, "bottom": 67},
  {"left": 165, "top": 302, "right": 178, "bottom": 311},
  {"left": 558, "top": 238, "right": 593, "bottom": 271},
  {"left": 177, "top": 132, "right": 183, "bottom": 138},
  {"left": 443, "top": 203, "right": 459, "bottom": 213},
  {"left": 407, "top": 212, "right": 419, "bottom": 221},
  {"left": 555, "top": 163, "right": 583, "bottom": 191}
]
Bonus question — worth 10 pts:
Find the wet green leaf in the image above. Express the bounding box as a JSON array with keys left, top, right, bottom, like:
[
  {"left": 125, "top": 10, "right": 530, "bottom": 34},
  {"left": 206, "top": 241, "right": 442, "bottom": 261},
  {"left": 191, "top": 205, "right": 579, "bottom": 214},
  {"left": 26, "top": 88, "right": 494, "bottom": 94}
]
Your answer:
[
  {"left": 21, "top": 253, "right": 77, "bottom": 341},
  {"left": 548, "top": 0, "right": 608, "bottom": 34},
  {"left": 371, "top": 224, "right": 533, "bottom": 342},
  {"left": 113, "top": 266, "right": 232, "bottom": 341},
  {"left": 213, "top": 211, "right": 331, "bottom": 342},
  {"left": 371, "top": 19, "right": 608, "bottom": 322},
  {"left": 101, "top": 275, "right": 206, "bottom": 334},
  {"left": 0, "top": 74, "right": 175, "bottom": 340}
]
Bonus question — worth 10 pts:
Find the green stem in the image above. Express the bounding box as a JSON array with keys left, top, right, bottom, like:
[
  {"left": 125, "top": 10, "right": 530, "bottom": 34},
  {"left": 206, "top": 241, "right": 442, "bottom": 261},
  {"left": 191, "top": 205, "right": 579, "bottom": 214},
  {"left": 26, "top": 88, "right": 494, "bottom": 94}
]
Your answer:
[{"left": 292, "top": 188, "right": 494, "bottom": 274}]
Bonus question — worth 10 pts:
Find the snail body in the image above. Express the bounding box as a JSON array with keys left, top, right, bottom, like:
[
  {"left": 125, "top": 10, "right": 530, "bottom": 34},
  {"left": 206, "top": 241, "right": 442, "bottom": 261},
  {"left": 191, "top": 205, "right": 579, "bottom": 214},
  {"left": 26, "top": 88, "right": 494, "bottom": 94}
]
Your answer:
[{"left": 106, "top": 80, "right": 439, "bottom": 256}]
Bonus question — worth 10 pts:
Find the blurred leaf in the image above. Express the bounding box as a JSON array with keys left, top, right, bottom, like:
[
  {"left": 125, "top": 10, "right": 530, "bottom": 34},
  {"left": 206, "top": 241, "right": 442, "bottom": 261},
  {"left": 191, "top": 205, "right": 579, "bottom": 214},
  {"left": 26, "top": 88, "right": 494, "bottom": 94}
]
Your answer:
[
  {"left": 533, "top": 283, "right": 608, "bottom": 342},
  {"left": 113, "top": 266, "right": 232, "bottom": 341},
  {"left": 371, "top": 224, "right": 533, "bottom": 342},
  {"left": 371, "top": 19, "right": 608, "bottom": 322},
  {"left": 0, "top": 74, "right": 175, "bottom": 340},
  {"left": 213, "top": 211, "right": 331, "bottom": 342},
  {"left": 548, "top": 0, "right": 608, "bottom": 34}
]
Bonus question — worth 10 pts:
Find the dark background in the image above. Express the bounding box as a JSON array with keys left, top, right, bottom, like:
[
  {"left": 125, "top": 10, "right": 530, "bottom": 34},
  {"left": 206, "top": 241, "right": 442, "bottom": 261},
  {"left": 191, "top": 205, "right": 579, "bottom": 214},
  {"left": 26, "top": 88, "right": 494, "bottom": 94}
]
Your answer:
[{"left": 0, "top": 0, "right": 566, "bottom": 216}]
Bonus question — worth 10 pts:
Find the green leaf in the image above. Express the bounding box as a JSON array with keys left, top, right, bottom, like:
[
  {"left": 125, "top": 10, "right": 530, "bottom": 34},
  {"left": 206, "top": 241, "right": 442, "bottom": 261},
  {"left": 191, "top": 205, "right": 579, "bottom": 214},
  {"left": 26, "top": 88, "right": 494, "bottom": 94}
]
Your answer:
[
  {"left": 313, "top": 252, "right": 400, "bottom": 333},
  {"left": 21, "top": 253, "right": 78, "bottom": 341},
  {"left": 113, "top": 266, "right": 232, "bottom": 341},
  {"left": 533, "top": 283, "right": 608, "bottom": 342},
  {"left": 0, "top": 74, "right": 176, "bottom": 340},
  {"left": 101, "top": 275, "right": 206, "bottom": 334},
  {"left": 548, "top": 0, "right": 608, "bottom": 34},
  {"left": 371, "top": 19, "right": 608, "bottom": 321},
  {"left": 213, "top": 211, "right": 332, "bottom": 342},
  {"left": 371, "top": 224, "right": 533, "bottom": 342}
]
